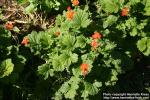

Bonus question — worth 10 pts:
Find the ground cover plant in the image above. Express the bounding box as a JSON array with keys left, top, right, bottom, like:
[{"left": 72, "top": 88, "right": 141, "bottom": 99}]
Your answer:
[{"left": 0, "top": 0, "right": 150, "bottom": 100}]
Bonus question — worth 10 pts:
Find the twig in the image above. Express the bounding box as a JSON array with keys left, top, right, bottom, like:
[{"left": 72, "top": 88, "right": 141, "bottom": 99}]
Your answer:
[
  {"left": 2, "top": 12, "right": 14, "bottom": 20},
  {"left": 14, "top": 20, "right": 29, "bottom": 24}
]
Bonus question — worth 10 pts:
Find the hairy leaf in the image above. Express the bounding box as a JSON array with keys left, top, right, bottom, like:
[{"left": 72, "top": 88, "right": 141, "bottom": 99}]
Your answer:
[
  {"left": 0, "top": 59, "right": 14, "bottom": 78},
  {"left": 38, "top": 63, "right": 54, "bottom": 79},
  {"left": 103, "top": 15, "right": 118, "bottom": 28},
  {"left": 73, "top": 9, "right": 91, "bottom": 28}
]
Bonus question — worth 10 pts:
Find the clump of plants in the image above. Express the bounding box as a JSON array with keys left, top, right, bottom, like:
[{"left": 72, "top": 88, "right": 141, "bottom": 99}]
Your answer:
[{"left": 0, "top": 0, "right": 150, "bottom": 100}]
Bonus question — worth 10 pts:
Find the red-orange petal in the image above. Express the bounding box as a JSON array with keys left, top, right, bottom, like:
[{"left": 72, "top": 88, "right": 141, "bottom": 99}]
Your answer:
[
  {"left": 21, "top": 37, "right": 29, "bottom": 46},
  {"left": 92, "top": 32, "right": 102, "bottom": 39},
  {"left": 121, "top": 7, "right": 129, "bottom": 16},
  {"left": 4, "top": 22, "right": 14, "bottom": 30},
  {"left": 66, "top": 11, "right": 75, "bottom": 20},
  {"left": 72, "top": 0, "right": 79, "bottom": 6},
  {"left": 67, "top": 6, "right": 71, "bottom": 11},
  {"left": 80, "top": 63, "right": 88, "bottom": 76},
  {"left": 55, "top": 32, "right": 61, "bottom": 36},
  {"left": 91, "top": 40, "right": 98, "bottom": 49}
]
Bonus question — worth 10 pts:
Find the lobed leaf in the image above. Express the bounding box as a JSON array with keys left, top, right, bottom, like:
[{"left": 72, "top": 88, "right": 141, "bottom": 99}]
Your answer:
[{"left": 0, "top": 59, "right": 14, "bottom": 78}]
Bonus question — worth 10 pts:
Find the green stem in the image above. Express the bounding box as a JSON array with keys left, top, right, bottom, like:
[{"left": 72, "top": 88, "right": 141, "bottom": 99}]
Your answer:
[{"left": 86, "top": 0, "right": 88, "bottom": 5}]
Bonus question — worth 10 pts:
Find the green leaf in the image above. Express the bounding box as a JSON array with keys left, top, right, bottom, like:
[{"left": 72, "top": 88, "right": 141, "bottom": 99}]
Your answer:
[
  {"left": 146, "top": 87, "right": 150, "bottom": 93},
  {"left": 93, "top": 81, "right": 102, "bottom": 88},
  {"left": 71, "top": 82, "right": 79, "bottom": 90},
  {"left": 73, "top": 9, "right": 91, "bottom": 28},
  {"left": 54, "top": 92, "right": 63, "bottom": 100},
  {"left": 69, "top": 76, "right": 81, "bottom": 83},
  {"left": 45, "top": 0, "right": 60, "bottom": 10},
  {"left": 57, "top": 76, "right": 80, "bottom": 99},
  {"left": 126, "top": 17, "right": 137, "bottom": 29},
  {"left": 103, "top": 15, "right": 118, "bottom": 28},
  {"left": 104, "top": 42, "right": 116, "bottom": 51},
  {"left": 144, "top": 48, "right": 150, "bottom": 56},
  {"left": 110, "top": 69, "right": 118, "bottom": 81},
  {"left": 28, "top": 31, "right": 41, "bottom": 53},
  {"left": 81, "top": 90, "right": 89, "bottom": 99},
  {"left": 59, "top": 52, "right": 72, "bottom": 67},
  {"left": 38, "top": 31, "right": 52, "bottom": 48},
  {"left": 25, "top": 3, "right": 37, "bottom": 14},
  {"left": 61, "top": 35, "right": 75, "bottom": 51},
  {"left": 0, "top": 59, "right": 14, "bottom": 78},
  {"left": 28, "top": 31, "right": 52, "bottom": 54},
  {"left": 71, "top": 53, "right": 78, "bottom": 63},
  {"left": 38, "top": 63, "right": 54, "bottom": 80},
  {"left": 58, "top": 52, "right": 78, "bottom": 70},
  {"left": 130, "top": 27, "right": 137, "bottom": 36},
  {"left": 75, "top": 35, "right": 87, "bottom": 48},
  {"left": 13, "top": 26, "right": 20, "bottom": 33},
  {"left": 82, "top": 81, "right": 100, "bottom": 98},
  {"left": 100, "top": 0, "right": 119, "bottom": 13},
  {"left": 85, "top": 82, "right": 98, "bottom": 95},
  {"left": 64, "top": 77, "right": 80, "bottom": 99},
  {"left": 105, "top": 69, "right": 118, "bottom": 86},
  {"left": 130, "top": 0, "right": 140, "bottom": 5},
  {"left": 52, "top": 57, "right": 65, "bottom": 71},
  {"left": 6, "top": 46, "right": 13, "bottom": 56},
  {"left": 137, "top": 37, "right": 147, "bottom": 52},
  {"left": 64, "top": 88, "right": 76, "bottom": 99},
  {"left": 59, "top": 82, "right": 70, "bottom": 94},
  {"left": 137, "top": 37, "right": 150, "bottom": 56},
  {"left": 72, "top": 67, "right": 81, "bottom": 76},
  {"left": 55, "top": 14, "right": 64, "bottom": 26},
  {"left": 144, "top": 0, "right": 150, "bottom": 16},
  {"left": 60, "top": 21, "right": 71, "bottom": 31}
]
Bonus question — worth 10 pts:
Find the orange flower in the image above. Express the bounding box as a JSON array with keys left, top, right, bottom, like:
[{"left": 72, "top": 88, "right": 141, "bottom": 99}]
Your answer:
[
  {"left": 66, "top": 10, "right": 75, "bottom": 20},
  {"left": 55, "top": 32, "right": 61, "bottom": 36},
  {"left": 92, "top": 32, "right": 102, "bottom": 39},
  {"left": 67, "top": 6, "right": 71, "bottom": 11},
  {"left": 121, "top": 7, "right": 129, "bottom": 16},
  {"left": 80, "top": 63, "right": 88, "bottom": 77},
  {"left": 4, "top": 21, "right": 14, "bottom": 30},
  {"left": 72, "top": 0, "right": 79, "bottom": 6},
  {"left": 91, "top": 40, "right": 99, "bottom": 49},
  {"left": 21, "top": 37, "right": 29, "bottom": 46}
]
